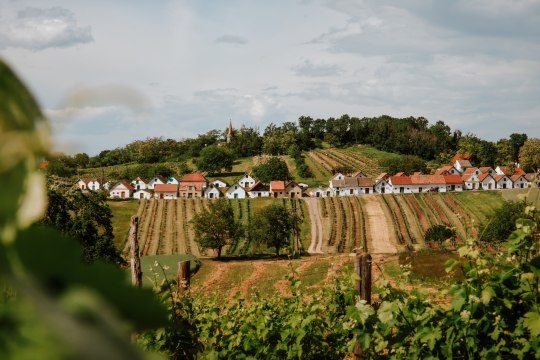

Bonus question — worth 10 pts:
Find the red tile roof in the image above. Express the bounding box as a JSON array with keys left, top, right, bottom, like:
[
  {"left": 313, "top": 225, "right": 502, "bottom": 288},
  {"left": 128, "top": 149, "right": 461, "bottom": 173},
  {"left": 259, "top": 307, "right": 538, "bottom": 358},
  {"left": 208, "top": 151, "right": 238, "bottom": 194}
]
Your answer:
[
  {"left": 478, "top": 167, "right": 493, "bottom": 174},
  {"left": 113, "top": 180, "right": 135, "bottom": 191},
  {"left": 513, "top": 167, "right": 526, "bottom": 175},
  {"left": 270, "top": 180, "right": 286, "bottom": 191},
  {"left": 478, "top": 173, "right": 493, "bottom": 182},
  {"left": 510, "top": 174, "right": 526, "bottom": 182},
  {"left": 451, "top": 152, "right": 470, "bottom": 163},
  {"left": 390, "top": 176, "right": 412, "bottom": 185},
  {"left": 443, "top": 175, "right": 463, "bottom": 184},
  {"left": 180, "top": 173, "right": 208, "bottom": 182},
  {"left": 39, "top": 161, "right": 49, "bottom": 169},
  {"left": 155, "top": 184, "right": 178, "bottom": 192}
]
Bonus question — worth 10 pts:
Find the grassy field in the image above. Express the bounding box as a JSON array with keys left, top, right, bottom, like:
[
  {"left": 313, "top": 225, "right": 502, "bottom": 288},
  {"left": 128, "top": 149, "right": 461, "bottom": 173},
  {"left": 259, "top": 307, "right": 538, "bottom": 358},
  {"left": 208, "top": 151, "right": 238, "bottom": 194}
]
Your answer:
[
  {"left": 137, "top": 254, "right": 200, "bottom": 287},
  {"left": 502, "top": 188, "right": 540, "bottom": 207},
  {"left": 108, "top": 200, "right": 141, "bottom": 247}
]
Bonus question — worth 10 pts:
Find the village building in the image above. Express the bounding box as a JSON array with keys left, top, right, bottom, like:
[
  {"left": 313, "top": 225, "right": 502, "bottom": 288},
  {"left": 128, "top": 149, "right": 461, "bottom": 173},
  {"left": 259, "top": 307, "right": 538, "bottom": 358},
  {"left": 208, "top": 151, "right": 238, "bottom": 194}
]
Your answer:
[
  {"left": 210, "top": 179, "right": 228, "bottom": 188},
  {"left": 204, "top": 185, "right": 223, "bottom": 199},
  {"left": 238, "top": 173, "right": 256, "bottom": 188},
  {"left": 309, "top": 187, "right": 324, "bottom": 198},
  {"left": 461, "top": 168, "right": 481, "bottom": 190},
  {"left": 434, "top": 165, "right": 460, "bottom": 176},
  {"left": 352, "top": 171, "right": 367, "bottom": 178},
  {"left": 357, "top": 178, "right": 375, "bottom": 194},
  {"left": 248, "top": 181, "right": 270, "bottom": 198},
  {"left": 330, "top": 176, "right": 361, "bottom": 196},
  {"left": 478, "top": 173, "right": 496, "bottom": 190},
  {"left": 154, "top": 184, "right": 178, "bottom": 199},
  {"left": 133, "top": 189, "right": 152, "bottom": 199},
  {"left": 285, "top": 181, "right": 303, "bottom": 198},
  {"left": 454, "top": 159, "right": 473, "bottom": 173},
  {"left": 270, "top": 180, "right": 286, "bottom": 198},
  {"left": 131, "top": 177, "right": 148, "bottom": 190},
  {"left": 511, "top": 174, "right": 529, "bottom": 189},
  {"left": 166, "top": 175, "right": 181, "bottom": 185},
  {"left": 179, "top": 173, "right": 208, "bottom": 189},
  {"left": 178, "top": 184, "right": 203, "bottom": 198},
  {"left": 109, "top": 180, "right": 134, "bottom": 199},
  {"left": 478, "top": 167, "right": 496, "bottom": 175},
  {"left": 495, "top": 166, "right": 512, "bottom": 176},
  {"left": 147, "top": 176, "right": 166, "bottom": 190},
  {"left": 76, "top": 178, "right": 102, "bottom": 191},
  {"left": 374, "top": 173, "right": 392, "bottom": 194},
  {"left": 493, "top": 174, "right": 513, "bottom": 189},
  {"left": 226, "top": 182, "right": 247, "bottom": 199}
]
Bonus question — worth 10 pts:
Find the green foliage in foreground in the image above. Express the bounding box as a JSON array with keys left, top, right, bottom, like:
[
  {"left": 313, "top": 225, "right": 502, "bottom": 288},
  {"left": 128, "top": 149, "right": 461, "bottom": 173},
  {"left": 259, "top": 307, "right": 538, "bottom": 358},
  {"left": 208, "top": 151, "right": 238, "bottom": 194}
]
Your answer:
[{"left": 142, "top": 207, "right": 540, "bottom": 359}]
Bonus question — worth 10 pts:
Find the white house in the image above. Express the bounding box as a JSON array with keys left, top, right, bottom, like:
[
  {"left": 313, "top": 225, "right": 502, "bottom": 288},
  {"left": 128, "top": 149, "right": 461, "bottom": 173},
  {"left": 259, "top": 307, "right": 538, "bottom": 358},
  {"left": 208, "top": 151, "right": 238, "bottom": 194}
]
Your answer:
[
  {"left": 493, "top": 174, "right": 512, "bottom": 189},
  {"left": 210, "top": 179, "right": 228, "bottom": 188},
  {"left": 204, "top": 185, "right": 223, "bottom": 199},
  {"left": 511, "top": 174, "right": 529, "bottom": 189},
  {"left": 478, "top": 173, "right": 496, "bottom": 190},
  {"left": 495, "top": 166, "right": 512, "bottom": 176},
  {"left": 434, "top": 165, "right": 460, "bottom": 176},
  {"left": 238, "top": 174, "right": 256, "bottom": 188},
  {"left": 461, "top": 168, "right": 481, "bottom": 190},
  {"left": 77, "top": 178, "right": 102, "bottom": 191},
  {"left": 226, "top": 182, "right": 247, "bottom": 199},
  {"left": 166, "top": 176, "right": 181, "bottom": 185},
  {"left": 131, "top": 177, "right": 148, "bottom": 190},
  {"left": 330, "top": 177, "right": 361, "bottom": 196},
  {"left": 309, "top": 187, "right": 324, "bottom": 197},
  {"left": 478, "top": 167, "right": 496, "bottom": 176},
  {"left": 331, "top": 173, "right": 346, "bottom": 182},
  {"left": 133, "top": 189, "right": 152, "bottom": 199},
  {"left": 374, "top": 173, "right": 392, "bottom": 194},
  {"left": 148, "top": 176, "right": 166, "bottom": 190},
  {"left": 454, "top": 159, "right": 473, "bottom": 173},
  {"left": 248, "top": 181, "right": 270, "bottom": 198},
  {"left": 109, "top": 181, "right": 134, "bottom": 199},
  {"left": 154, "top": 184, "right": 178, "bottom": 199}
]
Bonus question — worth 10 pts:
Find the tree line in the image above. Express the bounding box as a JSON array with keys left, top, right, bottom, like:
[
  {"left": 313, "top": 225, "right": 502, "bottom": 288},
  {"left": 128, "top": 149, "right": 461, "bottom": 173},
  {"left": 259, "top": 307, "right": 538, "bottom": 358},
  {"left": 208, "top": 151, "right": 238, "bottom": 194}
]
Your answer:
[{"left": 46, "top": 114, "right": 539, "bottom": 178}]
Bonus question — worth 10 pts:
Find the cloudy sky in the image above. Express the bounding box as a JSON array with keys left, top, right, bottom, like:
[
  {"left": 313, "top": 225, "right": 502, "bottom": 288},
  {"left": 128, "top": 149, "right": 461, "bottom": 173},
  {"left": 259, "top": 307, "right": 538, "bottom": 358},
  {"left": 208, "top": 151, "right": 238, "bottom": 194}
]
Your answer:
[{"left": 1, "top": 0, "right": 539, "bottom": 155}]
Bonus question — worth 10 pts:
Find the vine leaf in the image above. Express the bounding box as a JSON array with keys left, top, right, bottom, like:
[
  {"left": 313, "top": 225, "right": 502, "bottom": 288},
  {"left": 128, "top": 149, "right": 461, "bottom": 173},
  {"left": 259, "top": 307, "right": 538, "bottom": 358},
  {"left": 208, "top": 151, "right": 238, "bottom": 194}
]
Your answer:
[{"left": 523, "top": 312, "right": 540, "bottom": 336}]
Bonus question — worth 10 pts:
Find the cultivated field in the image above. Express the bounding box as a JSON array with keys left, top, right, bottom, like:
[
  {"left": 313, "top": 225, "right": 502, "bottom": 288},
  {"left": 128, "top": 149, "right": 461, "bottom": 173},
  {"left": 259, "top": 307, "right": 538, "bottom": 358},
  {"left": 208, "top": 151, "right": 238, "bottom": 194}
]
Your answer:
[{"left": 112, "top": 191, "right": 504, "bottom": 258}]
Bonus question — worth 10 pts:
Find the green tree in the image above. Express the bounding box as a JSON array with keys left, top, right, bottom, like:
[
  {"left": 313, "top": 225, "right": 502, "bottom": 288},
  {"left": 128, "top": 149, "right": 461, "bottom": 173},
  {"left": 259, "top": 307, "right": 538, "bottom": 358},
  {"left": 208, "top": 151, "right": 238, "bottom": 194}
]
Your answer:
[
  {"left": 381, "top": 155, "right": 426, "bottom": 175},
  {"left": 251, "top": 203, "right": 293, "bottom": 256},
  {"left": 195, "top": 145, "right": 234, "bottom": 175},
  {"left": 509, "top": 133, "right": 528, "bottom": 164},
  {"left": 252, "top": 156, "right": 291, "bottom": 183},
  {"left": 190, "top": 199, "right": 243, "bottom": 257},
  {"left": 519, "top": 138, "right": 540, "bottom": 172},
  {"left": 424, "top": 224, "right": 456, "bottom": 244},
  {"left": 41, "top": 183, "right": 124, "bottom": 265},
  {"left": 480, "top": 200, "right": 529, "bottom": 243}
]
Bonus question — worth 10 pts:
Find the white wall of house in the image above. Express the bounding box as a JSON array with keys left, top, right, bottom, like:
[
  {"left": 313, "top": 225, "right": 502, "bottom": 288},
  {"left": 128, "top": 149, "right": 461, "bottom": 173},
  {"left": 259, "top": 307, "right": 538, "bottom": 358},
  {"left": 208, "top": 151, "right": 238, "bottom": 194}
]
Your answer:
[
  {"left": 239, "top": 174, "right": 256, "bottom": 188},
  {"left": 249, "top": 190, "right": 269, "bottom": 198},
  {"left": 77, "top": 180, "right": 88, "bottom": 190},
  {"left": 131, "top": 180, "right": 147, "bottom": 190},
  {"left": 155, "top": 192, "right": 177, "bottom": 199},
  {"left": 358, "top": 187, "right": 373, "bottom": 194},
  {"left": 481, "top": 178, "right": 496, "bottom": 190},
  {"left": 211, "top": 180, "right": 227, "bottom": 188},
  {"left": 226, "top": 184, "right": 247, "bottom": 199},
  {"left": 335, "top": 187, "right": 360, "bottom": 196},
  {"left": 513, "top": 177, "right": 528, "bottom": 189},
  {"left": 374, "top": 181, "right": 391, "bottom": 194},
  {"left": 133, "top": 190, "right": 151, "bottom": 199},
  {"left": 310, "top": 188, "right": 324, "bottom": 197},
  {"left": 495, "top": 176, "right": 512, "bottom": 189},
  {"left": 204, "top": 188, "right": 221, "bottom": 199},
  {"left": 87, "top": 180, "right": 100, "bottom": 190},
  {"left": 109, "top": 185, "right": 132, "bottom": 199},
  {"left": 148, "top": 177, "right": 164, "bottom": 190}
]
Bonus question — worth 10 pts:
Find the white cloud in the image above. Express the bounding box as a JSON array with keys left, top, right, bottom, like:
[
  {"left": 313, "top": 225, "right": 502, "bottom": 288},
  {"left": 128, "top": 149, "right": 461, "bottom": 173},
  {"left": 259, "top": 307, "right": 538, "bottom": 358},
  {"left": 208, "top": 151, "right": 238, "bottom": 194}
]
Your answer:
[
  {"left": 0, "top": 7, "right": 93, "bottom": 50},
  {"left": 292, "top": 60, "right": 344, "bottom": 77},
  {"left": 215, "top": 35, "right": 248, "bottom": 45}
]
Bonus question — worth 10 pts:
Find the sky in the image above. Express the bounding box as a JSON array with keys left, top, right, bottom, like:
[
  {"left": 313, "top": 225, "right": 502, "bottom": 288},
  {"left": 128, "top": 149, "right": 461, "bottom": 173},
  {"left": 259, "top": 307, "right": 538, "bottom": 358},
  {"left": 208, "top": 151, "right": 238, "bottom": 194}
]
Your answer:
[{"left": 1, "top": 0, "right": 539, "bottom": 155}]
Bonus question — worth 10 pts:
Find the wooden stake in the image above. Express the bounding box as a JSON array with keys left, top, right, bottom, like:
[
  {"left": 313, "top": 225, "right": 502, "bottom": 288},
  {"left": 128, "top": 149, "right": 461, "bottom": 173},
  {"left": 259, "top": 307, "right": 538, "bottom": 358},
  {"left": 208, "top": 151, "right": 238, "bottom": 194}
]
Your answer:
[
  {"left": 361, "top": 252, "right": 372, "bottom": 305},
  {"left": 177, "top": 260, "right": 191, "bottom": 297},
  {"left": 129, "top": 215, "right": 142, "bottom": 288}
]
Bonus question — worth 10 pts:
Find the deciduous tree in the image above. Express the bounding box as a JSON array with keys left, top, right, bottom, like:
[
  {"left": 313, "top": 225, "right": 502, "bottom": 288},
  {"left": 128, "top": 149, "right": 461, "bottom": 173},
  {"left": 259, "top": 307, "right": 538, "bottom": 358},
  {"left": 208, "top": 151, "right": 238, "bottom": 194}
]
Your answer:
[
  {"left": 252, "top": 157, "right": 291, "bottom": 183},
  {"left": 251, "top": 203, "right": 293, "bottom": 256}
]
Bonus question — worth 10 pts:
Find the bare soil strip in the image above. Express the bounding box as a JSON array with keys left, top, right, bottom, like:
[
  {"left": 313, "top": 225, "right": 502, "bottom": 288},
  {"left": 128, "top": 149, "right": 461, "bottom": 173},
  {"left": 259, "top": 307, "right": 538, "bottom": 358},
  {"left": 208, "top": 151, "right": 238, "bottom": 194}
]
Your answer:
[
  {"left": 363, "top": 195, "right": 398, "bottom": 254},
  {"left": 305, "top": 198, "right": 323, "bottom": 254}
]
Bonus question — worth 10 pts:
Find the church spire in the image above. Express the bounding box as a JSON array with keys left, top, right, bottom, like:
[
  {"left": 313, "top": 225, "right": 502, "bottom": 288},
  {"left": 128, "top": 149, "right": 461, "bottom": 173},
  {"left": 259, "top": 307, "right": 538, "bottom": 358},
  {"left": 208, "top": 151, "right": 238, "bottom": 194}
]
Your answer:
[{"left": 226, "top": 119, "right": 233, "bottom": 143}]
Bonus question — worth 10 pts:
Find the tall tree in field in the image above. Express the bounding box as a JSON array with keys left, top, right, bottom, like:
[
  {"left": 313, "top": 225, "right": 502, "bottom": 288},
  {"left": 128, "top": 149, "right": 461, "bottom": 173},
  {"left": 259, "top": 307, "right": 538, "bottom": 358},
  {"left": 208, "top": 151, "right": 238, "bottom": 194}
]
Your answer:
[
  {"left": 190, "top": 199, "right": 243, "bottom": 258},
  {"left": 509, "top": 133, "right": 528, "bottom": 164},
  {"left": 251, "top": 203, "right": 293, "bottom": 256},
  {"left": 252, "top": 156, "right": 291, "bottom": 183},
  {"left": 195, "top": 145, "right": 234, "bottom": 175}
]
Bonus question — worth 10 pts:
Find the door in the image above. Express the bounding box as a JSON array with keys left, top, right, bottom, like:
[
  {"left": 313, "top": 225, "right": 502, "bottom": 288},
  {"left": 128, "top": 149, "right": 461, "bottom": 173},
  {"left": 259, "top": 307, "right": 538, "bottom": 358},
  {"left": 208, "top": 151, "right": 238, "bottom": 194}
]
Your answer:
[
  {"left": 140, "top": 193, "right": 144, "bottom": 199},
  {"left": 121, "top": 192, "right": 125, "bottom": 198},
  {"left": 291, "top": 192, "right": 295, "bottom": 198}
]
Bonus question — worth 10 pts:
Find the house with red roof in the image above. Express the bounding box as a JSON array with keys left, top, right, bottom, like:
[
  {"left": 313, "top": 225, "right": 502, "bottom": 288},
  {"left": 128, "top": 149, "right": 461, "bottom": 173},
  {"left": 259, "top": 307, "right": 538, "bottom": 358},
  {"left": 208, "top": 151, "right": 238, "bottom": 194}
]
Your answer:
[
  {"left": 461, "top": 167, "right": 481, "bottom": 190},
  {"left": 248, "top": 181, "right": 270, "bottom": 198},
  {"left": 154, "top": 184, "right": 179, "bottom": 199},
  {"left": 148, "top": 175, "right": 166, "bottom": 190},
  {"left": 374, "top": 173, "right": 391, "bottom": 194},
  {"left": 511, "top": 174, "right": 529, "bottom": 189},
  {"left": 451, "top": 151, "right": 470, "bottom": 164},
  {"left": 493, "top": 174, "right": 512, "bottom": 190},
  {"left": 270, "top": 180, "right": 286, "bottom": 198},
  {"left": 454, "top": 159, "right": 473, "bottom": 173},
  {"left": 478, "top": 173, "right": 496, "bottom": 190},
  {"left": 495, "top": 166, "right": 513, "bottom": 176},
  {"left": 109, "top": 180, "right": 134, "bottom": 199},
  {"left": 434, "top": 165, "right": 460, "bottom": 176},
  {"left": 478, "top": 167, "right": 496, "bottom": 176},
  {"left": 178, "top": 173, "right": 208, "bottom": 198},
  {"left": 204, "top": 184, "right": 224, "bottom": 199},
  {"left": 77, "top": 178, "right": 103, "bottom": 191}
]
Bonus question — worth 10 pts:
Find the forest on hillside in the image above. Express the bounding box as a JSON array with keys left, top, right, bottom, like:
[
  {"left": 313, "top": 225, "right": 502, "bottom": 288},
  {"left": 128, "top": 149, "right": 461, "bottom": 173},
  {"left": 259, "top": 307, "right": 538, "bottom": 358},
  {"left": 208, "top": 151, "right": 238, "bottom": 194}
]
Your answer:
[{"left": 45, "top": 114, "right": 538, "bottom": 178}]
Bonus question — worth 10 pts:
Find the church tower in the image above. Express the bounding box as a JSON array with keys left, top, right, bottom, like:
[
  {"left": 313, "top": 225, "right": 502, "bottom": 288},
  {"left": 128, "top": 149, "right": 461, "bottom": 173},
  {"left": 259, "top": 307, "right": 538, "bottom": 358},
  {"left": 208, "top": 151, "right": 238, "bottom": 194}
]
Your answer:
[{"left": 226, "top": 119, "right": 233, "bottom": 143}]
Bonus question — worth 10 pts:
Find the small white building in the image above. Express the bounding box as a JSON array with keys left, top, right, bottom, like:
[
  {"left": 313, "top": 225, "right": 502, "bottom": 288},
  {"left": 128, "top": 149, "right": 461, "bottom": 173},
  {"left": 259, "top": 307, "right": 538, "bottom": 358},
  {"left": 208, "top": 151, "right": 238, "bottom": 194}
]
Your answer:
[
  {"left": 109, "top": 181, "right": 134, "bottom": 199},
  {"left": 309, "top": 187, "right": 324, "bottom": 198},
  {"left": 204, "top": 185, "right": 223, "bottom": 199},
  {"left": 133, "top": 189, "right": 152, "bottom": 199},
  {"left": 148, "top": 176, "right": 166, "bottom": 190},
  {"left": 210, "top": 179, "right": 228, "bottom": 188},
  {"left": 226, "top": 182, "right": 247, "bottom": 199},
  {"left": 461, "top": 168, "right": 481, "bottom": 190},
  {"left": 154, "top": 184, "right": 178, "bottom": 199},
  {"left": 495, "top": 166, "right": 512, "bottom": 176},
  {"left": 248, "top": 181, "right": 270, "bottom": 198},
  {"left": 374, "top": 173, "right": 392, "bottom": 194},
  {"left": 238, "top": 174, "right": 256, "bottom": 188},
  {"left": 454, "top": 159, "right": 473, "bottom": 173},
  {"left": 478, "top": 173, "right": 496, "bottom": 190},
  {"left": 77, "top": 178, "right": 102, "bottom": 191},
  {"left": 493, "top": 174, "right": 512, "bottom": 189},
  {"left": 434, "top": 165, "right": 460, "bottom": 176},
  {"left": 511, "top": 174, "right": 529, "bottom": 189},
  {"left": 131, "top": 177, "right": 148, "bottom": 190}
]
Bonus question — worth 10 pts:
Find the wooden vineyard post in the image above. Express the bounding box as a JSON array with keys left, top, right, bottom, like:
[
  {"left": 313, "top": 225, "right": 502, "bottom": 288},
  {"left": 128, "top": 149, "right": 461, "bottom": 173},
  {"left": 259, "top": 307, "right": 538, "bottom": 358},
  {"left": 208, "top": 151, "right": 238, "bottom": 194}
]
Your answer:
[
  {"left": 177, "top": 260, "right": 191, "bottom": 297},
  {"left": 129, "top": 215, "right": 142, "bottom": 288},
  {"left": 353, "top": 252, "right": 372, "bottom": 360}
]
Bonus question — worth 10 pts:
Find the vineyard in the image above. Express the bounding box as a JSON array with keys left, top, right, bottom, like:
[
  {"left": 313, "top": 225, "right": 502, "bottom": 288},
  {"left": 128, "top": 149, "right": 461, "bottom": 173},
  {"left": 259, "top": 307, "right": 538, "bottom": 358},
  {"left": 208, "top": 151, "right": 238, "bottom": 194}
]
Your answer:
[
  {"left": 112, "top": 191, "right": 505, "bottom": 258},
  {"left": 118, "top": 198, "right": 310, "bottom": 257}
]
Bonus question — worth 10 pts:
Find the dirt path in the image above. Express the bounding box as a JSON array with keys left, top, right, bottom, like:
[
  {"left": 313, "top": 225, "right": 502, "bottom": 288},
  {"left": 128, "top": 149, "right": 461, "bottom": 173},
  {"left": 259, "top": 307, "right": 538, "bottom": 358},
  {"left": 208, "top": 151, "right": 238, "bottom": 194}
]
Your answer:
[
  {"left": 363, "top": 195, "right": 397, "bottom": 254},
  {"left": 304, "top": 198, "right": 323, "bottom": 254}
]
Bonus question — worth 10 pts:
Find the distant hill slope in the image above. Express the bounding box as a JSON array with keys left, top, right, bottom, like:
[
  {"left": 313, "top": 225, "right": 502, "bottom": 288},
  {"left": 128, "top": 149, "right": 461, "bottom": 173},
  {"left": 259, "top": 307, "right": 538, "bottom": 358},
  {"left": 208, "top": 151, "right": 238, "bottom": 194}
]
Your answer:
[{"left": 110, "top": 191, "right": 504, "bottom": 257}]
